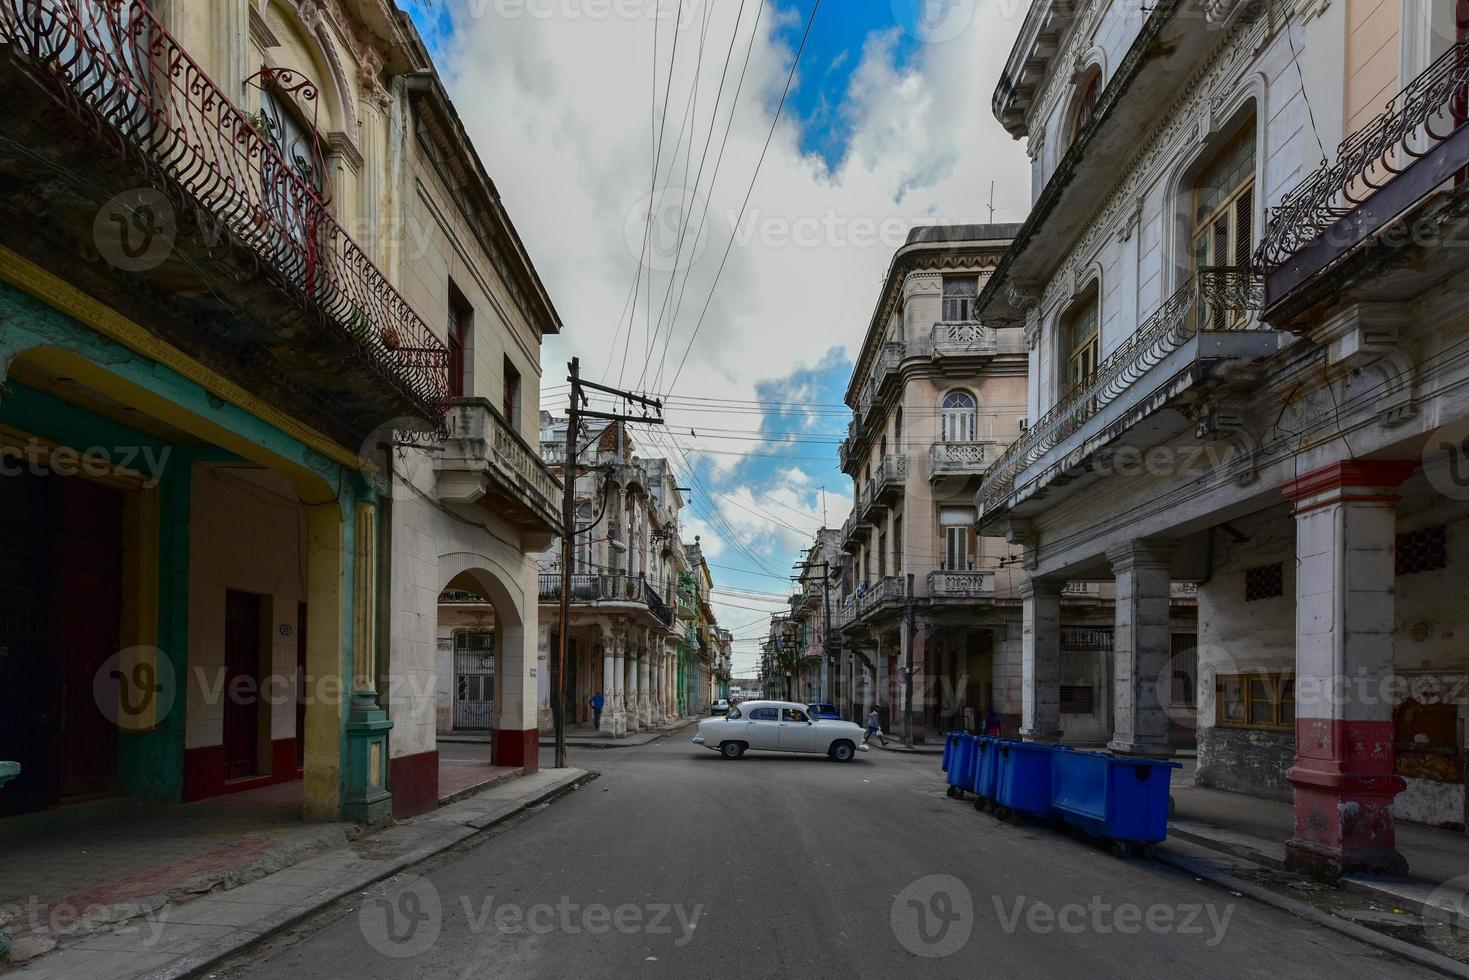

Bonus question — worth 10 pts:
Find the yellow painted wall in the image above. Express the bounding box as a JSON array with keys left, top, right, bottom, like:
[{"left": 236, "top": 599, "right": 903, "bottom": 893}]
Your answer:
[{"left": 1344, "top": 0, "right": 1402, "bottom": 138}]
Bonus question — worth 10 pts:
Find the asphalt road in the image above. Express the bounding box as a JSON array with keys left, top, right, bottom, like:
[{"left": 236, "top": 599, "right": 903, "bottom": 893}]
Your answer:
[{"left": 228, "top": 730, "right": 1423, "bottom": 979}]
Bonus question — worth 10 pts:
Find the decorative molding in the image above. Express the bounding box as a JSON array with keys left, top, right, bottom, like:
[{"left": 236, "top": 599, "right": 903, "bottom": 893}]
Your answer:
[{"left": 248, "top": 5, "right": 281, "bottom": 49}]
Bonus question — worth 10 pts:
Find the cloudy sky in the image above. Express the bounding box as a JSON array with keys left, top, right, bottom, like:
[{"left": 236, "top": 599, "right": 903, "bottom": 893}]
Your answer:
[{"left": 408, "top": 0, "right": 1031, "bottom": 672}]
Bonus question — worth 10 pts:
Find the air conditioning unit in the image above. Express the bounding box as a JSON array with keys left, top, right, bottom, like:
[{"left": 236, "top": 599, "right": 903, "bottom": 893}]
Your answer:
[{"left": 1017, "top": 417, "right": 1029, "bottom": 431}]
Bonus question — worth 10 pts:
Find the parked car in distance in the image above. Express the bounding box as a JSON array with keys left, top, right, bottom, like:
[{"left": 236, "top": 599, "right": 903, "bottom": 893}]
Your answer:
[
  {"left": 711, "top": 699, "right": 730, "bottom": 715},
  {"left": 807, "top": 702, "right": 839, "bottom": 720},
  {"left": 692, "top": 701, "right": 869, "bottom": 762}
]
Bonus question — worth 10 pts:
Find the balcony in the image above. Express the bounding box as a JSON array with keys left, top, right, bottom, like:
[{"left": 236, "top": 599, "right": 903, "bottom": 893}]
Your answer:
[
  {"left": 926, "top": 569, "right": 994, "bottom": 601},
  {"left": 436, "top": 399, "right": 563, "bottom": 543},
  {"left": 977, "top": 269, "right": 1271, "bottom": 522},
  {"left": 859, "top": 455, "right": 907, "bottom": 519},
  {"left": 1259, "top": 37, "right": 1469, "bottom": 316},
  {"left": 928, "top": 441, "right": 1001, "bottom": 481},
  {"left": 840, "top": 511, "right": 871, "bottom": 552},
  {"left": 537, "top": 573, "right": 676, "bottom": 630},
  {"left": 0, "top": 1, "right": 450, "bottom": 445},
  {"left": 871, "top": 341, "right": 905, "bottom": 390},
  {"left": 927, "top": 321, "right": 996, "bottom": 358},
  {"left": 848, "top": 576, "right": 905, "bottom": 626}
]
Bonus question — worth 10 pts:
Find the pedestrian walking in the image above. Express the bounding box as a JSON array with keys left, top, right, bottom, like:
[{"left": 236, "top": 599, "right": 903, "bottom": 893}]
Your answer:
[
  {"left": 588, "top": 691, "right": 605, "bottom": 730},
  {"left": 863, "top": 708, "right": 888, "bottom": 747}
]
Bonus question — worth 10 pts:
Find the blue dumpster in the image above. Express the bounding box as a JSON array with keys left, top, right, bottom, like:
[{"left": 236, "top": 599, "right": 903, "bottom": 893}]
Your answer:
[
  {"left": 968, "top": 736, "right": 1002, "bottom": 805},
  {"left": 941, "top": 731, "right": 960, "bottom": 774},
  {"left": 945, "top": 733, "right": 975, "bottom": 797},
  {"left": 1050, "top": 749, "right": 1180, "bottom": 847},
  {"left": 993, "top": 740, "right": 1063, "bottom": 819}
]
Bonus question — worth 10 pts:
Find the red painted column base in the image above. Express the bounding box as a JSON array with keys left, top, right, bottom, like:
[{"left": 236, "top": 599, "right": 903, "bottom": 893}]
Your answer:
[
  {"left": 1286, "top": 722, "right": 1407, "bottom": 877},
  {"left": 492, "top": 728, "right": 539, "bottom": 774}
]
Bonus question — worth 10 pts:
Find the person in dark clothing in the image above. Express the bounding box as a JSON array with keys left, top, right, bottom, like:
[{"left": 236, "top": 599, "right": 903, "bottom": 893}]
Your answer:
[{"left": 588, "top": 691, "right": 605, "bottom": 730}]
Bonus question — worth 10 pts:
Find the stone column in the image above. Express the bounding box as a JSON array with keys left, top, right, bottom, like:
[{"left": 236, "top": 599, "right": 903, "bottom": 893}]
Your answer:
[
  {"left": 599, "top": 628, "right": 616, "bottom": 735},
  {"left": 993, "top": 614, "right": 1024, "bottom": 735},
  {"left": 623, "top": 643, "right": 640, "bottom": 733},
  {"left": 612, "top": 631, "right": 627, "bottom": 737},
  {"left": 1019, "top": 578, "right": 1064, "bottom": 742},
  {"left": 1107, "top": 540, "right": 1176, "bottom": 757},
  {"left": 1281, "top": 460, "right": 1413, "bottom": 876},
  {"left": 639, "top": 639, "right": 652, "bottom": 726}
]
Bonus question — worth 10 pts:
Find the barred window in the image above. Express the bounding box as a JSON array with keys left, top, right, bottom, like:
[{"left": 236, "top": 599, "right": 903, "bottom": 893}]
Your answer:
[
  {"left": 1244, "top": 562, "right": 1283, "bottom": 602},
  {"left": 1396, "top": 525, "right": 1447, "bottom": 576}
]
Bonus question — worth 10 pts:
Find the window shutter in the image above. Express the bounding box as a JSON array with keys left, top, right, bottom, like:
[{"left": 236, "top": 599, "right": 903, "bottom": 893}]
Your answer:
[{"left": 1233, "top": 186, "right": 1254, "bottom": 267}]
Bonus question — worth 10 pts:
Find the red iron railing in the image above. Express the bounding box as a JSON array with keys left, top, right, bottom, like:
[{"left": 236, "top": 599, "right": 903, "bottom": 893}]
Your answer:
[{"left": 0, "top": 0, "right": 450, "bottom": 416}]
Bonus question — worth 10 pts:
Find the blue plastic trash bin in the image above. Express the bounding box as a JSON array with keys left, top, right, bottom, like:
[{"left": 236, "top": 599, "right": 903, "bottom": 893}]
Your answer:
[
  {"left": 969, "top": 736, "right": 1001, "bottom": 803},
  {"left": 945, "top": 733, "right": 975, "bottom": 796},
  {"left": 941, "top": 731, "right": 959, "bottom": 774},
  {"left": 1050, "top": 749, "right": 1180, "bottom": 844},
  {"left": 993, "top": 740, "right": 1063, "bottom": 819}
]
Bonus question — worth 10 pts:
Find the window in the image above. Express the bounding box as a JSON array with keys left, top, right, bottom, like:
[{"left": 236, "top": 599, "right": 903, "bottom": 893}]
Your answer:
[
  {"left": 893, "top": 517, "right": 903, "bottom": 574},
  {"left": 878, "top": 531, "right": 888, "bottom": 578},
  {"left": 503, "top": 357, "right": 521, "bottom": 425},
  {"left": 941, "top": 391, "right": 977, "bottom": 442},
  {"left": 1192, "top": 125, "right": 1256, "bottom": 273},
  {"left": 942, "top": 277, "right": 979, "bottom": 322},
  {"left": 727, "top": 706, "right": 743, "bottom": 720},
  {"left": 748, "top": 707, "right": 779, "bottom": 721},
  {"left": 944, "top": 525, "right": 972, "bottom": 572},
  {"left": 1060, "top": 686, "right": 1094, "bottom": 714},
  {"left": 448, "top": 283, "right": 472, "bottom": 397},
  {"left": 781, "top": 708, "right": 809, "bottom": 723},
  {"left": 1244, "top": 562, "right": 1284, "bottom": 601},
  {"left": 1217, "top": 673, "right": 1294, "bottom": 730},
  {"left": 1065, "top": 69, "right": 1102, "bottom": 151},
  {"left": 1171, "top": 633, "right": 1197, "bottom": 707},
  {"left": 1397, "top": 525, "right": 1448, "bottom": 575},
  {"left": 1064, "top": 295, "right": 1100, "bottom": 391}
]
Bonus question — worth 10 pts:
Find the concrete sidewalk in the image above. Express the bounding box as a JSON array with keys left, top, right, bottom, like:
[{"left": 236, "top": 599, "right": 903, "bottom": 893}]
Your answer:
[
  {"left": 2, "top": 767, "right": 595, "bottom": 978},
  {"left": 438, "top": 716, "right": 696, "bottom": 749},
  {"left": 1159, "top": 760, "right": 1469, "bottom": 973}
]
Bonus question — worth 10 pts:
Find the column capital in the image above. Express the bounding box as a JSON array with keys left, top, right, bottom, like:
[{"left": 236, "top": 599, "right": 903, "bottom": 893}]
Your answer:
[
  {"left": 1280, "top": 460, "right": 1415, "bottom": 513},
  {"left": 1018, "top": 577, "right": 1065, "bottom": 600},
  {"left": 1105, "top": 538, "right": 1176, "bottom": 573}
]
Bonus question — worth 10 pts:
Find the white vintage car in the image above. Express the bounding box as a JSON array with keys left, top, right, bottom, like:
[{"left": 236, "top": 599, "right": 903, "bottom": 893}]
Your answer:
[{"left": 692, "top": 700, "right": 870, "bottom": 762}]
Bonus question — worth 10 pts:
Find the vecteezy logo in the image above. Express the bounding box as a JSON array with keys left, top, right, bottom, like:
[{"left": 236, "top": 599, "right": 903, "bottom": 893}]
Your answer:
[
  {"left": 890, "top": 873, "right": 973, "bottom": 958},
  {"left": 93, "top": 188, "right": 177, "bottom": 272},
  {"left": 623, "top": 187, "right": 708, "bottom": 274},
  {"left": 891, "top": 0, "right": 977, "bottom": 44},
  {"left": 360, "top": 875, "right": 442, "bottom": 958},
  {"left": 93, "top": 647, "right": 176, "bottom": 732},
  {"left": 1424, "top": 418, "right": 1469, "bottom": 501}
]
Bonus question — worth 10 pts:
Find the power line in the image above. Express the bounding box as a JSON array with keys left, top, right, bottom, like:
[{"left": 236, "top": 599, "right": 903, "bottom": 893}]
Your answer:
[{"left": 663, "top": 0, "right": 824, "bottom": 394}]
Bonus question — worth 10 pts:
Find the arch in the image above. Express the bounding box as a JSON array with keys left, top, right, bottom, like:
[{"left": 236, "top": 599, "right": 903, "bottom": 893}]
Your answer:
[
  {"left": 436, "top": 552, "right": 527, "bottom": 628},
  {"left": 1165, "top": 88, "right": 1263, "bottom": 290},
  {"left": 263, "top": 0, "right": 359, "bottom": 142},
  {"left": 940, "top": 388, "right": 978, "bottom": 443},
  {"left": 1061, "top": 56, "right": 1105, "bottom": 154}
]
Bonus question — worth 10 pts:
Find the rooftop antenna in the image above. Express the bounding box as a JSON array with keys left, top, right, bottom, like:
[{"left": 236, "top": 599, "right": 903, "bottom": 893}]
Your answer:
[{"left": 987, "top": 181, "right": 996, "bottom": 224}]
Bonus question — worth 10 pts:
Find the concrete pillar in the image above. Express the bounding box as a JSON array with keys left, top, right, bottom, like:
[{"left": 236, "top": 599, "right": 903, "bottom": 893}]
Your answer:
[
  {"left": 638, "top": 642, "right": 652, "bottom": 725},
  {"left": 612, "top": 631, "right": 627, "bottom": 737},
  {"left": 994, "top": 614, "right": 1023, "bottom": 734},
  {"left": 599, "top": 630, "right": 616, "bottom": 735},
  {"left": 1281, "top": 460, "right": 1413, "bottom": 876},
  {"left": 1020, "top": 578, "right": 1064, "bottom": 742},
  {"left": 1107, "top": 540, "right": 1176, "bottom": 757}
]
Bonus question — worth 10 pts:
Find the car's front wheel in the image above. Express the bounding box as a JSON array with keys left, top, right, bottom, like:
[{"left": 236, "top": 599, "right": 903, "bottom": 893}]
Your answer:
[
  {"left": 829, "top": 740, "right": 855, "bottom": 763},
  {"left": 720, "top": 741, "right": 747, "bottom": 760}
]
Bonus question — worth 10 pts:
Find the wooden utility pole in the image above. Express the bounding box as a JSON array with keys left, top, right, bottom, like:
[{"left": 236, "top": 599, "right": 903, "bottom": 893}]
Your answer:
[{"left": 554, "top": 359, "right": 663, "bottom": 769}]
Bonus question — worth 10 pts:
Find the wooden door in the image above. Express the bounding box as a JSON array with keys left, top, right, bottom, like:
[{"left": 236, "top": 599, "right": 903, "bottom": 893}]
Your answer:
[
  {"left": 224, "top": 590, "right": 262, "bottom": 780},
  {"left": 56, "top": 477, "right": 122, "bottom": 797}
]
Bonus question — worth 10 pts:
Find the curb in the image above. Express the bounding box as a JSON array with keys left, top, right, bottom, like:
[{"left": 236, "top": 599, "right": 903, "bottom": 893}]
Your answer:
[
  {"left": 137, "top": 770, "right": 599, "bottom": 980},
  {"left": 1153, "top": 847, "right": 1469, "bottom": 979}
]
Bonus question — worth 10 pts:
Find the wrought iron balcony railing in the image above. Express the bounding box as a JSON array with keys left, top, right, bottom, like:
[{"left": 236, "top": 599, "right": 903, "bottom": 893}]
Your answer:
[
  {"left": 1258, "top": 35, "right": 1469, "bottom": 294},
  {"left": 0, "top": 0, "right": 450, "bottom": 416},
  {"left": 978, "top": 268, "right": 1265, "bottom": 514},
  {"left": 537, "top": 573, "right": 675, "bottom": 629}
]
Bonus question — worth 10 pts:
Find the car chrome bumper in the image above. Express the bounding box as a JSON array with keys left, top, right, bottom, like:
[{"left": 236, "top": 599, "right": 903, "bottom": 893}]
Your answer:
[
  {"left": 857, "top": 744, "right": 870, "bottom": 752},
  {"left": 691, "top": 735, "right": 706, "bottom": 745}
]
